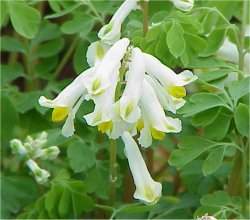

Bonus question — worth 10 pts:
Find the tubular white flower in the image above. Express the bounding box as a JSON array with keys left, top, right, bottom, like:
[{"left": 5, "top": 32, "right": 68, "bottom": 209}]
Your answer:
[
  {"left": 145, "top": 75, "right": 185, "bottom": 114},
  {"left": 86, "top": 41, "right": 110, "bottom": 67},
  {"left": 118, "top": 47, "right": 145, "bottom": 123},
  {"left": 143, "top": 53, "right": 197, "bottom": 100},
  {"left": 170, "top": 0, "right": 194, "bottom": 11},
  {"left": 83, "top": 38, "right": 130, "bottom": 96},
  {"left": 138, "top": 80, "right": 182, "bottom": 148},
  {"left": 122, "top": 131, "right": 162, "bottom": 204},
  {"left": 39, "top": 68, "right": 93, "bottom": 137},
  {"left": 26, "top": 159, "right": 50, "bottom": 184},
  {"left": 98, "top": 0, "right": 138, "bottom": 44},
  {"left": 84, "top": 63, "right": 120, "bottom": 134},
  {"left": 40, "top": 146, "right": 60, "bottom": 160}
]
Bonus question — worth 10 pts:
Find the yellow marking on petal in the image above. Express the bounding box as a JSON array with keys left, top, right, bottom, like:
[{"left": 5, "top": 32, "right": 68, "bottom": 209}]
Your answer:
[
  {"left": 52, "top": 107, "right": 69, "bottom": 122},
  {"left": 96, "top": 43, "right": 105, "bottom": 59},
  {"left": 151, "top": 128, "right": 165, "bottom": 140},
  {"left": 136, "top": 118, "right": 144, "bottom": 131},
  {"left": 166, "top": 124, "right": 176, "bottom": 131},
  {"left": 92, "top": 79, "right": 101, "bottom": 92},
  {"left": 98, "top": 121, "right": 113, "bottom": 133},
  {"left": 168, "top": 86, "right": 186, "bottom": 98},
  {"left": 143, "top": 186, "right": 159, "bottom": 204},
  {"left": 125, "top": 102, "right": 134, "bottom": 118},
  {"left": 103, "top": 23, "right": 113, "bottom": 35}
]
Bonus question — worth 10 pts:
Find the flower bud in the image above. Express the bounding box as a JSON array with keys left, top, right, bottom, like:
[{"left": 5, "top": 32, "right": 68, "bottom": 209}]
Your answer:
[
  {"left": 40, "top": 146, "right": 60, "bottom": 160},
  {"left": 26, "top": 159, "right": 50, "bottom": 184},
  {"left": 10, "top": 139, "right": 27, "bottom": 156}
]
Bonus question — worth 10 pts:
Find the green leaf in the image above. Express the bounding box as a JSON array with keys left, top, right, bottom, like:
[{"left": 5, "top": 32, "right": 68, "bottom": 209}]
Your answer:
[
  {"left": 67, "top": 140, "right": 96, "bottom": 173},
  {"left": 58, "top": 189, "right": 71, "bottom": 218},
  {"left": 8, "top": 1, "right": 41, "bottom": 39},
  {"left": 73, "top": 40, "right": 89, "bottom": 74},
  {"left": 1, "top": 63, "right": 25, "bottom": 86},
  {"left": 201, "top": 191, "right": 232, "bottom": 207},
  {"left": 197, "top": 69, "right": 230, "bottom": 82},
  {"left": 234, "top": 103, "right": 249, "bottom": 137},
  {"left": 204, "top": 110, "right": 232, "bottom": 140},
  {"left": 0, "top": 36, "right": 26, "bottom": 53},
  {"left": 61, "top": 12, "right": 94, "bottom": 35},
  {"left": 1, "top": 175, "right": 38, "bottom": 218},
  {"left": 35, "top": 38, "right": 64, "bottom": 58},
  {"left": 191, "top": 107, "right": 220, "bottom": 127},
  {"left": 200, "top": 27, "right": 227, "bottom": 56},
  {"left": 1, "top": 95, "right": 19, "bottom": 145},
  {"left": 202, "top": 147, "right": 225, "bottom": 176},
  {"left": 0, "top": 1, "right": 8, "bottom": 27},
  {"left": 228, "top": 77, "right": 250, "bottom": 104},
  {"left": 166, "top": 21, "right": 185, "bottom": 58},
  {"left": 169, "top": 136, "right": 216, "bottom": 169},
  {"left": 178, "top": 93, "right": 228, "bottom": 117}
]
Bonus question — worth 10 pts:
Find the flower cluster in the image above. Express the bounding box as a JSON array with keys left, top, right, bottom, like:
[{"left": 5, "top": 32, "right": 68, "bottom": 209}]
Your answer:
[
  {"left": 39, "top": 0, "right": 197, "bottom": 204},
  {"left": 10, "top": 132, "right": 60, "bottom": 184}
]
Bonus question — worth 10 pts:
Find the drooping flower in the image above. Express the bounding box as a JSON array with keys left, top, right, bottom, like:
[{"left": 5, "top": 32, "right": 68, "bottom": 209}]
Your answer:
[
  {"left": 39, "top": 69, "right": 93, "bottom": 137},
  {"left": 170, "top": 0, "right": 194, "bottom": 12},
  {"left": 138, "top": 79, "right": 182, "bottom": 148},
  {"left": 98, "top": 0, "right": 138, "bottom": 44},
  {"left": 118, "top": 47, "right": 145, "bottom": 123},
  {"left": 10, "top": 139, "right": 27, "bottom": 156},
  {"left": 122, "top": 131, "right": 162, "bottom": 204},
  {"left": 83, "top": 38, "right": 130, "bottom": 97}
]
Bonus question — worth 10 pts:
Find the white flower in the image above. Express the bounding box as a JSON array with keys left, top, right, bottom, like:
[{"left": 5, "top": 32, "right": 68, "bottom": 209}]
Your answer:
[
  {"left": 118, "top": 47, "right": 145, "bottom": 123},
  {"left": 26, "top": 159, "right": 50, "bottom": 184},
  {"left": 145, "top": 75, "right": 185, "bottom": 114},
  {"left": 143, "top": 53, "right": 197, "bottom": 99},
  {"left": 122, "top": 131, "right": 162, "bottom": 204},
  {"left": 98, "top": 0, "right": 138, "bottom": 44},
  {"left": 86, "top": 41, "right": 110, "bottom": 67},
  {"left": 84, "top": 62, "right": 120, "bottom": 134},
  {"left": 170, "top": 0, "right": 194, "bottom": 11},
  {"left": 83, "top": 38, "right": 130, "bottom": 97},
  {"left": 39, "top": 69, "right": 93, "bottom": 137},
  {"left": 10, "top": 139, "right": 27, "bottom": 156},
  {"left": 138, "top": 80, "right": 182, "bottom": 148}
]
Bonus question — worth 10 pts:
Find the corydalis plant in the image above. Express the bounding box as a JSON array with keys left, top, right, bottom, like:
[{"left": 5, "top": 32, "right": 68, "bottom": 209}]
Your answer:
[
  {"left": 39, "top": 0, "right": 197, "bottom": 204},
  {"left": 10, "top": 132, "right": 60, "bottom": 184}
]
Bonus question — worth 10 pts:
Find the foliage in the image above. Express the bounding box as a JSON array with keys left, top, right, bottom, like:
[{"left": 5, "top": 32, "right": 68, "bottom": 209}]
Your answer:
[{"left": 1, "top": 0, "right": 249, "bottom": 219}]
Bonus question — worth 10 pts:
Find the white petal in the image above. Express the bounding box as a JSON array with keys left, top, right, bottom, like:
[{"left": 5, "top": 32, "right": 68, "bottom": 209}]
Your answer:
[
  {"left": 122, "top": 131, "right": 162, "bottom": 204},
  {"left": 98, "top": 0, "right": 138, "bottom": 44},
  {"left": 83, "top": 38, "right": 129, "bottom": 96},
  {"left": 143, "top": 53, "right": 197, "bottom": 86},
  {"left": 119, "top": 47, "right": 145, "bottom": 122},
  {"left": 138, "top": 122, "right": 152, "bottom": 148},
  {"left": 170, "top": 0, "right": 194, "bottom": 11},
  {"left": 87, "top": 41, "right": 110, "bottom": 67},
  {"left": 39, "top": 68, "right": 93, "bottom": 108}
]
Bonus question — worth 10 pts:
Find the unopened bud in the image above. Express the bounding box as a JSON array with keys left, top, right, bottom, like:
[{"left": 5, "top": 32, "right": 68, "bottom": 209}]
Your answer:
[
  {"left": 26, "top": 159, "right": 50, "bottom": 184},
  {"left": 40, "top": 146, "right": 60, "bottom": 160},
  {"left": 10, "top": 139, "right": 27, "bottom": 156}
]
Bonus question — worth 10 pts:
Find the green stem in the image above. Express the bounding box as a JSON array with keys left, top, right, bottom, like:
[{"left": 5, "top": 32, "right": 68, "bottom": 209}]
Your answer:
[
  {"left": 109, "top": 139, "right": 117, "bottom": 204},
  {"left": 85, "top": 0, "right": 104, "bottom": 25},
  {"left": 95, "top": 204, "right": 114, "bottom": 212},
  {"left": 54, "top": 37, "right": 79, "bottom": 78},
  {"left": 238, "top": 0, "right": 248, "bottom": 76},
  {"left": 141, "top": 0, "right": 149, "bottom": 36}
]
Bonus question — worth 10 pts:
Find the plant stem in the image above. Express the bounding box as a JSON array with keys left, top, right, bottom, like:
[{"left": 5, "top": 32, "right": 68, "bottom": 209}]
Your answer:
[
  {"left": 141, "top": 0, "right": 149, "bottom": 36},
  {"left": 109, "top": 139, "right": 117, "bottom": 204},
  {"left": 54, "top": 37, "right": 79, "bottom": 78},
  {"left": 238, "top": 0, "right": 248, "bottom": 76},
  {"left": 85, "top": 0, "right": 104, "bottom": 25}
]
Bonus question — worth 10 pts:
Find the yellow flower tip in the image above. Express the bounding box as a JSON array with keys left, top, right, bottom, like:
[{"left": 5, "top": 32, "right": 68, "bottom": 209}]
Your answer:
[
  {"left": 168, "top": 86, "right": 186, "bottom": 98},
  {"left": 52, "top": 107, "right": 69, "bottom": 122},
  {"left": 98, "top": 121, "right": 113, "bottom": 133},
  {"left": 151, "top": 128, "right": 165, "bottom": 140},
  {"left": 143, "top": 186, "right": 160, "bottom": 205},
  {"left": 136, "top": 118, "right": 144, "bottom": 131},
  {"left": 166, "top": 124, "right": 176, "bottom": 131}
]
